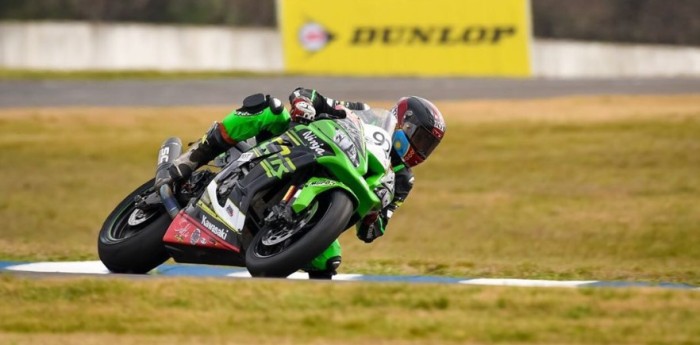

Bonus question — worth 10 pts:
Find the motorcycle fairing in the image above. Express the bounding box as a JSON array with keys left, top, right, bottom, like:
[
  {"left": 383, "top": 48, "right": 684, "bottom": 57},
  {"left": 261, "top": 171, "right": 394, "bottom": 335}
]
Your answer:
[
  {"left": 162, "top": 127, "right": 332, "bottom": 264},
  {"left": 162, "top": 208, "right": 246, "bottom": 266},
  {"left": 206, "top": 133, "right": 320, "bottom": 234},
  {"left": 291, "top": 177, "right": 357, "bottom": 214},
  {"left": 287, "top": 128, "right": 334, "bottom": 158},
  {"left": 173, "top": 111, "right": 388, "bottom": 252},
  {"left": 308, "top": 121, "right": 382, "bottom": 216},
  {"left": 163, "top": 211, "right": 240, "bottom": 251}
]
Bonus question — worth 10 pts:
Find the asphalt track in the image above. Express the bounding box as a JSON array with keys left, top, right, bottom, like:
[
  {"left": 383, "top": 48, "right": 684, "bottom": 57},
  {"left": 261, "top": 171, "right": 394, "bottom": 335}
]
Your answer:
[{"left": 1, "top": 77, "right": 700, "bottom": 107}]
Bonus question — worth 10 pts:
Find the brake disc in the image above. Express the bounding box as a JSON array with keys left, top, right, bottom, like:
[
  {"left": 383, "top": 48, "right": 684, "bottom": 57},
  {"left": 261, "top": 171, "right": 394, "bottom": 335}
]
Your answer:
[{"left": 261, "top": 202, "right": 318, "bottom": 246}]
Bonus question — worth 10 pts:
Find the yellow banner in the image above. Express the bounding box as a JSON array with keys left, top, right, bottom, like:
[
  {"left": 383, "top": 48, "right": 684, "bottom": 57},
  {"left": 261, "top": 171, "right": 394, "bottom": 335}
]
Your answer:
[{"left": 279, "top": 0, "right": 532, "bottom": 77}]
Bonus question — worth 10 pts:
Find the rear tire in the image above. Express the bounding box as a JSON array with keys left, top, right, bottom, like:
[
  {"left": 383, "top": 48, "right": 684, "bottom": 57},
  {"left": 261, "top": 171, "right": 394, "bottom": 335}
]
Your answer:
[
  {"left": 245, "top": 190, "right": 353, "bottom": 278},
  {"left": 97, "top": 179, "right": 171, "bottom": 274}
]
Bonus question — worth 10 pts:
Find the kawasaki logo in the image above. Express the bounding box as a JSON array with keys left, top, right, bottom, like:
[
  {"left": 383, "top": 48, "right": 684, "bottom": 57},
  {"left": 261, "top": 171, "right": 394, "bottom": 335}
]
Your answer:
[
  {"left": 302, "top": 130, "right": 327, "bottom": 156},
  {"left": 201, "top": 215, "right": 228, "bottom": 240},
  {"left": 351, "top": 26, "right": 517, "bottom": 45}
]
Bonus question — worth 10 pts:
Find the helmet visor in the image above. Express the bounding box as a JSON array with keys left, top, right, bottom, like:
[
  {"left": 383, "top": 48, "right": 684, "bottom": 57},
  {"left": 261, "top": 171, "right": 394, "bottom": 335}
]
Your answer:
[{"left": 407, "top": 125, "right": 440, "bottom": 158}]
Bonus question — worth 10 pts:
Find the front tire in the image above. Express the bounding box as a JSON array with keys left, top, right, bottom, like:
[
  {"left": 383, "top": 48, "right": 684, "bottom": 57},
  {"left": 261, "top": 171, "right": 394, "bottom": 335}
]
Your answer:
[
  {"left": 245, "top": 190, "right": 354, "bottom": 278},
  {"left": 98, "top": 179, "right": 171, "bottom": 273}
]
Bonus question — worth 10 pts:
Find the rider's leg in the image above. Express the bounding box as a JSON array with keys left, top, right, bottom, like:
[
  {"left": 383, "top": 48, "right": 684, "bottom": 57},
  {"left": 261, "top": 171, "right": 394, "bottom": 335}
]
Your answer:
[
  {"left": 306, "top": 239, "right": 342, "bottom": 280},
  {"left": 167, "top": 122, "right": 235, "bottom": 182}
]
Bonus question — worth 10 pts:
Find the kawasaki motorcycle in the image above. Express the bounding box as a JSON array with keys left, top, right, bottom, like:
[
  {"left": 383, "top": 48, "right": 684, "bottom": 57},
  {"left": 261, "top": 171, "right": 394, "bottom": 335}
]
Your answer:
[{"left": 97, "top": 109, "right": 396, "bottom": 277}]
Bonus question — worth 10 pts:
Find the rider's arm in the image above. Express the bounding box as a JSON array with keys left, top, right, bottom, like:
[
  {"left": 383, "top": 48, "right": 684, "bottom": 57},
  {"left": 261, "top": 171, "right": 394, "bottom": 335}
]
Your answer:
[
  {"left": 356, "top": 150, "right": 414, "bottom": 243},
  {"left": 221, "top": 94, "right": 291, "bottom": 142},
  {"left": 388, "top": 149, "right": 414, "bottom": 213},
  {"left": 289, "top": 87, "right": 369, "bottom": 118}
]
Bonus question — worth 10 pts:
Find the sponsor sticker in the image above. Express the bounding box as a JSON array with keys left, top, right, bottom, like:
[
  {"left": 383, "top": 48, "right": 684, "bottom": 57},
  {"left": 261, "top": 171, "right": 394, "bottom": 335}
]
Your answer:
[
  {"left": 308, "top": 179, "right": 337, "bottom": 187},
  {"left": 281, "top": 0, "right": 532, "bottom": 77},
  {"left": 301, "top": 130, "right": 328, "bottom": 156},
  {"left": 200, "top": 215, "right": 228, "bottom": 240},
  {"left": 190, "top": 228, "right": 201, "bottom": 245}
]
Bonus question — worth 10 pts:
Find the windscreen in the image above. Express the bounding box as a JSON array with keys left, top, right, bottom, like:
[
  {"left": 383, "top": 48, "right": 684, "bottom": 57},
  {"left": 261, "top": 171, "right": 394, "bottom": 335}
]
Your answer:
[{"left": 353, "top": 109, "right": 397, "bottom": 135}]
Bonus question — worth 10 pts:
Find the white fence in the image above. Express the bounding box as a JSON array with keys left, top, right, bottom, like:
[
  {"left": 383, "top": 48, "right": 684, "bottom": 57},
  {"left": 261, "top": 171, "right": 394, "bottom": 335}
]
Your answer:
[
  {"left": 1, "top": 21, "right": 699, "bottom": 78},
  {"left": 533, "top": 39, "right": 700, "bottom": 78},
  {"left": 0, "top": 21, "right": 283, "bottom": 72}
]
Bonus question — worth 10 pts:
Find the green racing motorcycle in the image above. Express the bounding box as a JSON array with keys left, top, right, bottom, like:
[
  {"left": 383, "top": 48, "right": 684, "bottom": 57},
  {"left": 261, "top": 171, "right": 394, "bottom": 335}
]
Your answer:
[{"left": 97, "top": 108, "right": 397, "bottom": 278}]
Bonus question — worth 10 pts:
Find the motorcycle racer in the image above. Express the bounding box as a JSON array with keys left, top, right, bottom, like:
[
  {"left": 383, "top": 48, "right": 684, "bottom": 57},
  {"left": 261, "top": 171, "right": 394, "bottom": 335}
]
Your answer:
[{"left": 156, "top": 88, "right": 446, "bottom": 279}]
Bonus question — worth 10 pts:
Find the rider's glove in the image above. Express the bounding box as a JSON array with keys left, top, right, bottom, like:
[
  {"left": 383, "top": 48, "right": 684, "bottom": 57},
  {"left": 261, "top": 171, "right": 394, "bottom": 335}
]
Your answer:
[
  {"left": 356, "top": 208, "right": 392, "bottom": 243},
  {"left": 290, "top": 97, "right": 317, "bottom": 123}
]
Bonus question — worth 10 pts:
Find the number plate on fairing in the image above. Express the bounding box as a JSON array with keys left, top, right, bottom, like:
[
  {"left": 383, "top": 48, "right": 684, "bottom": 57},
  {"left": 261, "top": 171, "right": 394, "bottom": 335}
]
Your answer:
[{"left": 364, "top": 124, "right": 392, "bottom": 170}]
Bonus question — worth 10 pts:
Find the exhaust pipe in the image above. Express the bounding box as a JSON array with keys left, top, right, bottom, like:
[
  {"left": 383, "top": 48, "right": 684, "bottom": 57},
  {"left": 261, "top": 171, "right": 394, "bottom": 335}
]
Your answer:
[
  {"left": 159, "top": 184, "right": 180, "bottom": 218},
  {"left": 156, "top": 137, "right": 182, "bottom": 177},
  {"left": 155, "top": 137, "right": 183, "bottom": 218}
]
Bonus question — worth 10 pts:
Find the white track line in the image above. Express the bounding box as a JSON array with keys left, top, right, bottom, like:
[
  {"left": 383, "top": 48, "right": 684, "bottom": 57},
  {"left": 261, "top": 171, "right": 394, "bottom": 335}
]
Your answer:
[
  {"left": 460, "top": 278, "right": 597, "bottom": 288},
  {"left": 2, "top": 261, "right": 695, "bottom": 290}
]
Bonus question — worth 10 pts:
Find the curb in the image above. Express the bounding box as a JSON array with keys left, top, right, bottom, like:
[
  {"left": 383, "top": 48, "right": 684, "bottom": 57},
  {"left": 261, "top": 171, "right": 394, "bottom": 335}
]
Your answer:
[{"left": 1, "top": 261, "right": 696, "bottom": 290}]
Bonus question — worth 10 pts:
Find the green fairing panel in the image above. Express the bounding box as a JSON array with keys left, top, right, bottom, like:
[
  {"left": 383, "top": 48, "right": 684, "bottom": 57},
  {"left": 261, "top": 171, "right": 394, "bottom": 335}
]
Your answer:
[
  {"left": 290, "top": 127, "right": 381, "bottom": 216},
  {"left": 221, "top": 107, "right": 291, "bottom": 142},
  {"left": 292, "top": 177, "right": 358, "bottom": 214},
  {"left": 365, "top": 152, "right": 388, "bottom": 188}
]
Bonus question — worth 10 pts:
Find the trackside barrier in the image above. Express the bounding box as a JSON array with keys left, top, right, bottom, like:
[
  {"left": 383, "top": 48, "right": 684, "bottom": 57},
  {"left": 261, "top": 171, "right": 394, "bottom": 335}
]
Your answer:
[
  {"left": 0, "top": 21, "right": 283, "bottom": 71},
  {"left": 1, "top": 21, "right": 699, "bottom": 78}
]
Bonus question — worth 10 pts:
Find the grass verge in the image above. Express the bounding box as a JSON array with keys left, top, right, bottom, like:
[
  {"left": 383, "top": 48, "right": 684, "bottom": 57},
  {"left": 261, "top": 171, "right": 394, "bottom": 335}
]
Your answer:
[{"left": 1, "top": 275, "right": 699, "bottom": 344}]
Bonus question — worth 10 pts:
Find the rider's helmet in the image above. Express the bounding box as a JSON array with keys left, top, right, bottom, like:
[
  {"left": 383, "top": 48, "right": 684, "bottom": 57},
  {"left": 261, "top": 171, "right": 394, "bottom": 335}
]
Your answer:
[{"left": 391, "top": 96, "right": 446, "bottom": 167}]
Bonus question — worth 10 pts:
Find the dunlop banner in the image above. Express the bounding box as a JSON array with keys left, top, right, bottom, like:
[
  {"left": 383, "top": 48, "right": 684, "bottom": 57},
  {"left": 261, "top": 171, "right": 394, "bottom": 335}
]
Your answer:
[{"left": 278, "top": 0, "right": 532, "bottom": 77}]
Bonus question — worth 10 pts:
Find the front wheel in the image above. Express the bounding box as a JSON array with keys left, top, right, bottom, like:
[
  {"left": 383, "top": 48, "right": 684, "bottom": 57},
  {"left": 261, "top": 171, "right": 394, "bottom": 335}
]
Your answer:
[
  {"left": 97, "top": 179, "right": 171, "bottom": 273},
  {"left": 245, "top": 190, "right": 354, "bottom": 278}
]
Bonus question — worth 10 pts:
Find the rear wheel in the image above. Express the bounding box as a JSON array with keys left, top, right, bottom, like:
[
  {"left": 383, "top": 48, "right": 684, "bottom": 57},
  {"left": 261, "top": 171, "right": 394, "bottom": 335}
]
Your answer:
[
  {"left": 97, "top": 179, "right": 171, "bottom": 273},
  {"left": 245, "top": 190, "right": 354, "bottom": 278}
]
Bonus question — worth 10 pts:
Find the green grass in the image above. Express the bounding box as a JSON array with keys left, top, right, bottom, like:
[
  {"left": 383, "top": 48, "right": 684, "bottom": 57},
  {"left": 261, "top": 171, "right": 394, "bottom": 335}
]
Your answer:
[
  {"left": 1, "top": 275, "right": 699, "bottom": 344},
  {"left": 398, "top": 118, "right": 700, "bottom": 283}
]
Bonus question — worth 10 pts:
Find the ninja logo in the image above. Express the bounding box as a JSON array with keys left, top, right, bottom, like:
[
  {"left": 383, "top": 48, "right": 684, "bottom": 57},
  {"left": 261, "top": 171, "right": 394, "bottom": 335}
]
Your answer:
[{"left": 302, "top": 131, "right": 327, "bottom": 156}]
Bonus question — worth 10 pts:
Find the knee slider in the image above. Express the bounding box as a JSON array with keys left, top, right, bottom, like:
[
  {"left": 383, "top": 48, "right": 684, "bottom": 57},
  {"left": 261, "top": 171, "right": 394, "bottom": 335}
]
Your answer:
[{"left": 326, "top": 256, "right": 342, "bottom": 271}]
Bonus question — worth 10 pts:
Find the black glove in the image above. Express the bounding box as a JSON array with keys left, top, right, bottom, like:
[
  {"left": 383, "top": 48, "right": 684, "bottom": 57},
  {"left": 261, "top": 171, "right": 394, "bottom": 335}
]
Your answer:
[{"left": 356, "top": 209, "right": 391, "bottom": 243}]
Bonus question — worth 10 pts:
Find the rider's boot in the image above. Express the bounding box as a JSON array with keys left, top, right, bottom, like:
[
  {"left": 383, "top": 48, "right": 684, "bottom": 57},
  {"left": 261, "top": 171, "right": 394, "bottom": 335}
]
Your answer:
[
  {"left": 159, "top": 122, "right": 235, "bottom": 186},
  {"left": 306, "top": 240, "right": 342, "bottom": 280},
  {"left": 307, "top": 256, "right": 342, "bottom": 280}
]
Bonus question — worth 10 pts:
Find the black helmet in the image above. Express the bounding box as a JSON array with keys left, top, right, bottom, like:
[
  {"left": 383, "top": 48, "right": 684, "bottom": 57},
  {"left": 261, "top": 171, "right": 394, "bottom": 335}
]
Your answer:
[{"left": 391, "top": 96, "right": 446, "bottom": 166}]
